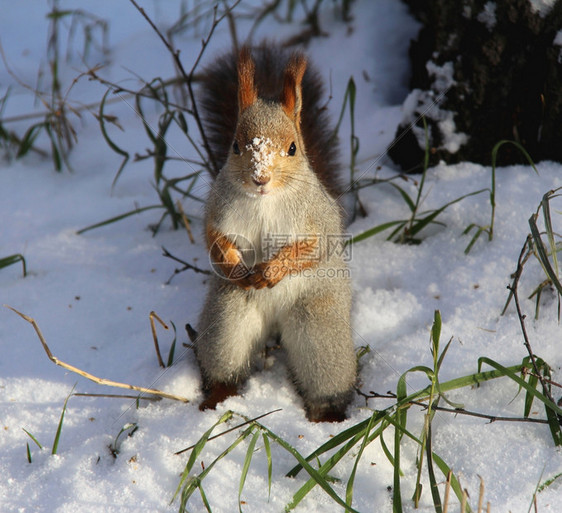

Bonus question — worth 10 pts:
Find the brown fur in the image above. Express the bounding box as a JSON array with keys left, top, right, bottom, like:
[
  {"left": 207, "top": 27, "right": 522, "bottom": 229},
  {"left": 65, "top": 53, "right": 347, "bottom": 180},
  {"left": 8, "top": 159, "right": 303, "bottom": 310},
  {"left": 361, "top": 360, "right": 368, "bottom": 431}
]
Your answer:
[
  {"left": 237, "top": 47, "right": 258, "bottom": 113},
  {"left": 281, "top": 54, "right": 307, "bottom": 123}
]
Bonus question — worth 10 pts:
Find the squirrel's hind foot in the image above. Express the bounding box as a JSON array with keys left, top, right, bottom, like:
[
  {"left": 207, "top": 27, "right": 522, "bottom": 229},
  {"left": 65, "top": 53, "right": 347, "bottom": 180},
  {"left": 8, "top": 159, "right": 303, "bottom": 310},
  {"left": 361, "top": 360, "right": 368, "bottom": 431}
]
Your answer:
[
  {"left": 199, "top": 382, "right": 239, "bottom": 411},
  {"left": 306, "top": 405, "right": 348, "bottom": 423}
]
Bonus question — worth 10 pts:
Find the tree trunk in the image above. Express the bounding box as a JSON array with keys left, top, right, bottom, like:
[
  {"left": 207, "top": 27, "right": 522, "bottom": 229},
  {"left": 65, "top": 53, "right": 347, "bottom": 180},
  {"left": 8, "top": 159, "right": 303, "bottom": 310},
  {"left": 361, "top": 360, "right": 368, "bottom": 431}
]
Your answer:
[{"left": 389, "top": 0, "right": 562, "bottom": 172}]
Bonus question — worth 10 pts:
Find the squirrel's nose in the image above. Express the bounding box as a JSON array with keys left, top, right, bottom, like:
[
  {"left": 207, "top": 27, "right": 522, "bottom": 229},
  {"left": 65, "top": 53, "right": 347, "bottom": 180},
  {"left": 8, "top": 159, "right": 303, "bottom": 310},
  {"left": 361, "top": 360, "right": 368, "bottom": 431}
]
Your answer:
[{"left": 252, "top": 175, "right": 271, "bottom": 186}]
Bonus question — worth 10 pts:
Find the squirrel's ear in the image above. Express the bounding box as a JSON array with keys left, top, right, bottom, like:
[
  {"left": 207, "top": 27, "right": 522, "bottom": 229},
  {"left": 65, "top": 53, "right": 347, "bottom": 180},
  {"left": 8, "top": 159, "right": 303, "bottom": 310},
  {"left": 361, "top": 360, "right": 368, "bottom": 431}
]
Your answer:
[
  {"left": 281, "top": 53, "right": 307, "bottom": 124},
  {"left": 238, "top": 47, "right": 258, "bottom": 113}
]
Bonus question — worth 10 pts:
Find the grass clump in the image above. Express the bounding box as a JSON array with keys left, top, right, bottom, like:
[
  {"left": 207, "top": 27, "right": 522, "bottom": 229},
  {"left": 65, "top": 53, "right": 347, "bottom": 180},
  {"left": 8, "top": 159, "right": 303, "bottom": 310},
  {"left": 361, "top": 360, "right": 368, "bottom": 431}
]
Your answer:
[
  {"left": 0, "top": 0, "right": 110, "bottom": 172},
  {"left": 23, "top": 384, "right": 75, "bottom": 463},
  {"left": 173, "top": 311, "right": 561, "bottom": 513}
]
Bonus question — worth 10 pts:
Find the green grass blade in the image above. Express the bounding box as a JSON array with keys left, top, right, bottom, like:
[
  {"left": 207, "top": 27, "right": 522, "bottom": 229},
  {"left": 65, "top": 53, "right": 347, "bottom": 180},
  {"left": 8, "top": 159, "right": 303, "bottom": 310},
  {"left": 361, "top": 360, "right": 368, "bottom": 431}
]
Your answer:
[
  {"left": 177, "top": 426, "right": 254, "bottom": 510},
  {"left": 43, "top": 123, "right": 63, "bottom": 172},
  {"left": 52, "top": 384, "right": 75, "bottom": 455},
  {"left": 425, "top": 409, "right": 442, "bottom": 513},
  {"left": 26, "top": 442, "right": 32, "bottom": 463},
  {"left": 544, "top": 401, "right": 562, "bottom": 446},
  {"left": 350, "top": 220, "right": 407, "bottom": 244},
  {"left": 431, "top": 310, "right": 442, "bottom": 360},
  {"left": 198, "top": 483, "right": 213, "bottom": 512},
  {"left": 346, "top": 411, "right": 376, "bottom": 507},
  {"left": 388, "top": 182, "right": 416, "bottom": 212},
  {"left": 262, "top": 433, "right": 272, "bottom": 500},
  {"left": 529, "top": 212, "right": 562, "bottom": 297},
  {"left": 524, "top": 371, "right": 539, "bottom": 418},
  {"left": 76, "top": 204, "right": 163, "bottom": 234},
  {"left": 478, "top": 357, "right": 562, "bottom": 445},
  {"left": 166, "top": 321, "right": 177, "bottom": 367},
  {"left": 287, "top": 412, "right": 385, "bottom": 477},
  {"left": 289, "top": 413, "right": 390, "bottom": 510},
  {"left": 464, "top": 225, "right": 487, "bottom": 254},
  {"left": 491, "top": 139, "right": 539, "bottom": 175},
  {"left": 392, "top": 408, "right": 407, "bottom": 512},
  {"left": 0, "top": 254, "right": 27, "bottom": 277},
  {"left": 172, "top": 410, "right": 234, "bottom": 503},
  {"left": 384, "top": 412, "right": 473, "bottom": 512},
  {"left": 238, "top": 429, "right": 259, "bottom": 512},
  {"left": 255, "top": 425, "right": 360, "bottom": 513},
  {"left": 537, "top": 471, "right": 562, "bottom": 493},
  {"left": 392, "top": 410, "right": 408, "bottom": 512},
  {"left": 379, "top": 421, "right": 401, "bottom": 472},
  {"left": 22, "top": 428, "right": 43, "bottom": 449},
  {"left": 406, "top": 188, "right": 488, "bottom": 240},
  {"left": 98, "top": 89, "right": 130, "bottom": 189},
  {"left": 332, "top": 76, "right": 356, "bottom": 142},
  {"left": 16, "top": 122, "right": 44, "bottom": 158},
  {"left": 288, "top": 436, "right": 361, "bottom": 509},
  {"left": 541, "top": 192, "right": 559, "bottom": 280}
]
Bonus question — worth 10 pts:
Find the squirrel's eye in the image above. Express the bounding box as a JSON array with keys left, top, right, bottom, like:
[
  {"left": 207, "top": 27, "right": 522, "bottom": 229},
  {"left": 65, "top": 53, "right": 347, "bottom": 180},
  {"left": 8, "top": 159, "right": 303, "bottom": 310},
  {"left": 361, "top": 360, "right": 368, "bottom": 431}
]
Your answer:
[
  {"left": 288, "top": 142, "right": 296, "bottom": 156},
  {"left": 232, "top": 141, "right": 240, "bottom": 155}
]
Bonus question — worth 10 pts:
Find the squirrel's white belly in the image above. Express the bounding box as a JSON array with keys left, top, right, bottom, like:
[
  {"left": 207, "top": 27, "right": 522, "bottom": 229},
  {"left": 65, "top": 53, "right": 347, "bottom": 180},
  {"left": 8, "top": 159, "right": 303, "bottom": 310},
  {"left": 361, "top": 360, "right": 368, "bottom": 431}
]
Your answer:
[{"left": 217, "top": 193, "right": 303, "bottom": 264}]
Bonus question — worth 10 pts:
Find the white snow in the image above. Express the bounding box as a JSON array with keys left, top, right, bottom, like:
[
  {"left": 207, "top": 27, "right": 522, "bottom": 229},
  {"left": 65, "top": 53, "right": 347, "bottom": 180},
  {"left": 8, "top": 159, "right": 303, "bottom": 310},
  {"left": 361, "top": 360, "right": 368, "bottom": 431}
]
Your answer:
[
  {"left": 529, "top": 0, "right": 557, "bottom": 16},
  {"left": 247, "top": 136, "right": 274, "bottom": 181},
  {"left": 1, "top": 1, "right": 561, "bottom": 513},
  {"left": 553, "top": 29, "right": 562, "bottom": 63},
  {"left": 477, "top": 2, "right": 497, "bottom": 31}
]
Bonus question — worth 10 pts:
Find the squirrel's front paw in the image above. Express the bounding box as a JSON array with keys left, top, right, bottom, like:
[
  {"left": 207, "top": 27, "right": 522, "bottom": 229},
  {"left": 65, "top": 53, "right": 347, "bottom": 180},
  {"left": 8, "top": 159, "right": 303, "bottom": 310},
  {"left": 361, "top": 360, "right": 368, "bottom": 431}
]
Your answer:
[
  {"left": 252, "top": 262, "right": 287, "bottom": 289},
  {"left": 231, "top": 268, "right": 268, "bottom": 289}
]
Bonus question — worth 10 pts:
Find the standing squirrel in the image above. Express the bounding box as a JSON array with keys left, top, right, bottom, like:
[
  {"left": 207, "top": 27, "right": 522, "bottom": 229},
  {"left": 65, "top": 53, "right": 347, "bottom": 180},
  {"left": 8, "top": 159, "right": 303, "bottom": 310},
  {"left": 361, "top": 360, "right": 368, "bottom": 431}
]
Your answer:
[{"left": 193, "top": 44, "right": 356, "bottom": 422}]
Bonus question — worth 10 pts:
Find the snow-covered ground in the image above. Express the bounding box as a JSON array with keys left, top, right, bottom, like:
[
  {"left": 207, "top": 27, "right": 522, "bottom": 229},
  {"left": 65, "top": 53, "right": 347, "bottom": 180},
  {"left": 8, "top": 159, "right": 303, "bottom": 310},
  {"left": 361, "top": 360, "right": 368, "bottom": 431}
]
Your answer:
[{"left": 1, "top": 1, "right": 560, "bottom": 512}]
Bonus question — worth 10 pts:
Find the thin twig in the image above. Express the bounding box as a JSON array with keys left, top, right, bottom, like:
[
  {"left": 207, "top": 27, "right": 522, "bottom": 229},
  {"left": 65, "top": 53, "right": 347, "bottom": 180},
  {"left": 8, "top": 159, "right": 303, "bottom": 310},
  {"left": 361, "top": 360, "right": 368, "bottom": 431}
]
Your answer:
[
  {"left": 356, "top": 388, "right": 550, "bottom": 424},
  {"left": 527, "top": 372, "right": 562, "bottom": 389},
  {"left": 73, "top": 392, "right": 161, "bottom": 401},
  {"left": 174, "top": 408, "right": 282, "bottom": 455},
  {"left": 508, "top": 236, "right": 558, "bottom": 407},
  {"left": 162, "top": 246, "right": 211, "bottom": 285},
  {"left": 87, "top": 68, "right": 191, "bottom": 113},
  {"left": 127, "top": 0, "right": 241, "bottom": 175},
  {"left": 5, "top": 305, "right": 189, "bottom": 403}
]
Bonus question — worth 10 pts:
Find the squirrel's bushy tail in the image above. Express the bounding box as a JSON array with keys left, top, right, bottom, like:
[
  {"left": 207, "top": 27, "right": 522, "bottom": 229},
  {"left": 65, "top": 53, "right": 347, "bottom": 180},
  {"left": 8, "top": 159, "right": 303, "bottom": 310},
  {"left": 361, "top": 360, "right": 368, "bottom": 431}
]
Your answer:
[{"left": 198, "top": 43, "right": 341, "bottom": 198}]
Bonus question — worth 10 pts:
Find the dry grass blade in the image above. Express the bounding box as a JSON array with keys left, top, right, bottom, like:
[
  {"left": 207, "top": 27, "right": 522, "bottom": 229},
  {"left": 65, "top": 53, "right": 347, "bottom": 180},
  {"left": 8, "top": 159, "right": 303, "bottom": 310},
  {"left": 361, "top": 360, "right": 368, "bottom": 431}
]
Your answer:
[
  {"left": 478, "top": 476, "right": 485, "bottom": 513},
  {"left": 443, "top": 470, "right": 452, "bottom": 513},
  {"left": 5, "top": 305, "right": 189, "bottom": 402},
  {"left": 176, "top": 200, "right": 195, "bottom": 244},
  {"left": 149, "top": 310, "right": 169, "bottom": 368}
]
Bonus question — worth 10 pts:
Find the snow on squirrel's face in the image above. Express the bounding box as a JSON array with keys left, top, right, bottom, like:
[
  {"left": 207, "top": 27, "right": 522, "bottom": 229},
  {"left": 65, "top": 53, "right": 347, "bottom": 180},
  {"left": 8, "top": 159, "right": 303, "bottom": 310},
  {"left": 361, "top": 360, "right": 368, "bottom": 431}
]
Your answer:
[{"left": 227, "top": 100, "right": 307, "bottom": 197}]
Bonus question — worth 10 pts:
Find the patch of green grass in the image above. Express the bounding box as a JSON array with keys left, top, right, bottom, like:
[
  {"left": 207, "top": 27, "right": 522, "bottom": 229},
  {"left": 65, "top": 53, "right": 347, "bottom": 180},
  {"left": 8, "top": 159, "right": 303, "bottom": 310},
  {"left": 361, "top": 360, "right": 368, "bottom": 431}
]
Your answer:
[
  {"left": 0, "top": 1, "right": 109, "bottom": 171},
  {"left": 22, "top": 384, "right": 75, "bottom": 462},
  {"left": 503, "top": 187, "right": 562, "bottom": 320},
  {"left": 350, "top": 118, "right": 489, "bottom": 246},
  {"left": 463, "top": 139, "right": 539, "bottom": 254},
  {"left": 173, "top": 310, "right": 560, "bottom": 513}
]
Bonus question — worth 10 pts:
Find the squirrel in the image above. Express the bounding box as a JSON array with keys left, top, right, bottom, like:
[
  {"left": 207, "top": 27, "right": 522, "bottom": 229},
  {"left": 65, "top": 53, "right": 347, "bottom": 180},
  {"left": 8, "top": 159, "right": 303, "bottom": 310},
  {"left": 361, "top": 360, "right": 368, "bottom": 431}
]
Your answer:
[{"left": 193, "top": 43, "right": 357, "bottom": 422}]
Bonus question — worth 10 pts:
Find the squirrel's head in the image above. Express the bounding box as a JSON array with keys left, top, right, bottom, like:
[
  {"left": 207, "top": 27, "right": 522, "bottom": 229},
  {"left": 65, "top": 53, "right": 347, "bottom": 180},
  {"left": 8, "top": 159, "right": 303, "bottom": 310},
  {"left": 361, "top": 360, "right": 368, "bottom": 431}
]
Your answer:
[{"left": 225, "top": 47, "right": 310, "bottom": 197}]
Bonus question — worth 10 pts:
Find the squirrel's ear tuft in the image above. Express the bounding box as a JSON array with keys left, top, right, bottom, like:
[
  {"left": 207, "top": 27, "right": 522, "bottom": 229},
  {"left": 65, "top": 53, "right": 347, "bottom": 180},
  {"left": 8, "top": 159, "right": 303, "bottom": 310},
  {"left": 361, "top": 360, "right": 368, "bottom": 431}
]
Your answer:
[
  {"left": 238, "top": 47, "right": 258, "bottom": 113},
  {"left": 281, "top": 53, "right": 307, "bottom": 124}
]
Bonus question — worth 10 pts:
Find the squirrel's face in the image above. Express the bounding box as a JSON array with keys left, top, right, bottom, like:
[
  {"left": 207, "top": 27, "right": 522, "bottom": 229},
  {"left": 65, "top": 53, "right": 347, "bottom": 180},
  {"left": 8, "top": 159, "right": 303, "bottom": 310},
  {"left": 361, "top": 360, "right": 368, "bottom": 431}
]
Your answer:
[{"left": 225, "top": 100, "right": 309, "bottom": 197}]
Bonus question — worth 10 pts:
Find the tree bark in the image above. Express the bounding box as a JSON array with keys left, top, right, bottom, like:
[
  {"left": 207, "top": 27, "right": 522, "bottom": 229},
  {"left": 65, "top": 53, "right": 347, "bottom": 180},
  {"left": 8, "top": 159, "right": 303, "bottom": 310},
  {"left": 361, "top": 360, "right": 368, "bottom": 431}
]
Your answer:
[{"left": 389, "top": 0, "right": 562, "bottom": 171}]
